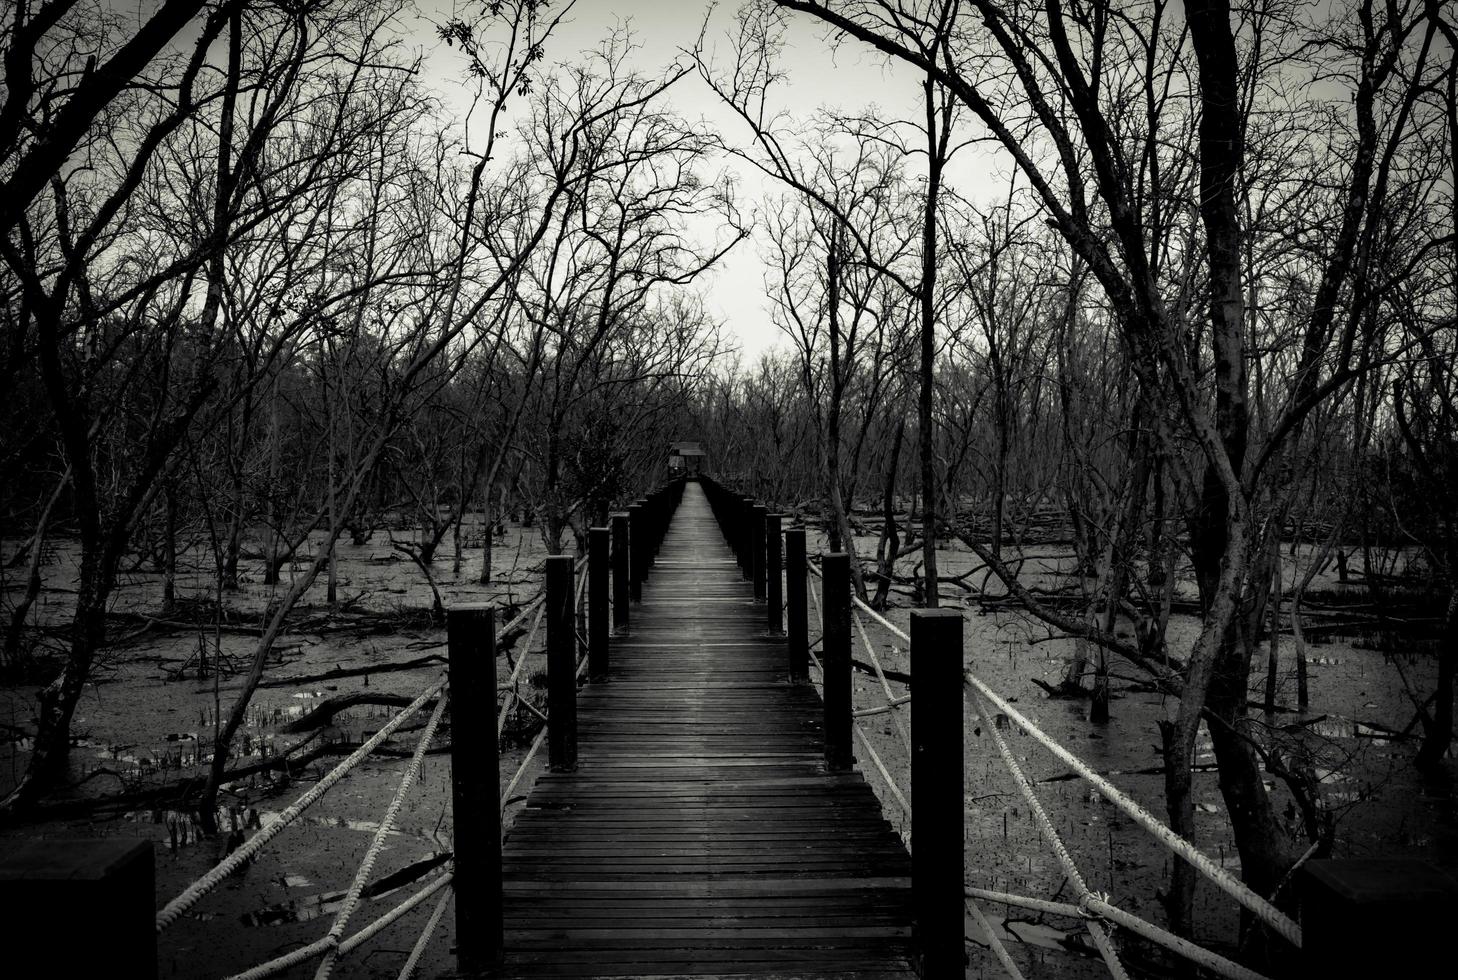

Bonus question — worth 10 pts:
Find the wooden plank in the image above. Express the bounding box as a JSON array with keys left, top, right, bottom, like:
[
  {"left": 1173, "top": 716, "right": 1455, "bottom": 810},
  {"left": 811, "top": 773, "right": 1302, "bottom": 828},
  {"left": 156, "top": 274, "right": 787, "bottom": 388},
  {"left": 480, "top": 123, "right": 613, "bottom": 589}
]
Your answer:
[{"left": 498, "top": 483, "right": 914, "bottom": 978}]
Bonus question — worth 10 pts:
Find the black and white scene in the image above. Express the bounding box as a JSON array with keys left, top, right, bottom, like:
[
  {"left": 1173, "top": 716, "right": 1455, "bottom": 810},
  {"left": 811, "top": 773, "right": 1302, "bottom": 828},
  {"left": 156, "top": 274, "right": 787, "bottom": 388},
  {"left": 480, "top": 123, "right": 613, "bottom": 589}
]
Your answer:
[{"left": 1, "top": 0, "right": 1456, "bottom": 977}]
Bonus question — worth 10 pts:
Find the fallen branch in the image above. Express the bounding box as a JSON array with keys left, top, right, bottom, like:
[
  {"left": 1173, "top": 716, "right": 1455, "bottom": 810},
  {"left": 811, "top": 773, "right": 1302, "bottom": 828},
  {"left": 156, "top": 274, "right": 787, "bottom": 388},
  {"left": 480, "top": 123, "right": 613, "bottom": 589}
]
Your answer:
[{"left": 257, "top": 653, "right": 447, "bottom": 689}]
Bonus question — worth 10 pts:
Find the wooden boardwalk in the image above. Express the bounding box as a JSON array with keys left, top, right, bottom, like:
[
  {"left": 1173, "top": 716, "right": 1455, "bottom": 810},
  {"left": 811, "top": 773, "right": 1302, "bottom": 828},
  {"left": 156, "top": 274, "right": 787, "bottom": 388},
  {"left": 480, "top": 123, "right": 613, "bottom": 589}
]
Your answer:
[{"left": 500, "top": 483, "right": 915, "bottom": 978}]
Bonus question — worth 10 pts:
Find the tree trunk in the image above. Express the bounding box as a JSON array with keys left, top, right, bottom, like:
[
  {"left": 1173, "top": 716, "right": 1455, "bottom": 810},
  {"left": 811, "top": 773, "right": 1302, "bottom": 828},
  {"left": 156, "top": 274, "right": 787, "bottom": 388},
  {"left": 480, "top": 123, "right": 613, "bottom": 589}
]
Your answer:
[
  {"left": 4, "top": 472, "right": 66, "bottom": 666},
  {"left": 872, "top": 420, "right": 905, "bottom": 609},
  {"left": 162, "top": 478, "right": 178, "bottom": 615},
  {"left": 1264, "top": 543, "right": 1281, "bottom": 714},
  {"left": 1415, "top": 588, "right": 1457, "bottom": 771}
]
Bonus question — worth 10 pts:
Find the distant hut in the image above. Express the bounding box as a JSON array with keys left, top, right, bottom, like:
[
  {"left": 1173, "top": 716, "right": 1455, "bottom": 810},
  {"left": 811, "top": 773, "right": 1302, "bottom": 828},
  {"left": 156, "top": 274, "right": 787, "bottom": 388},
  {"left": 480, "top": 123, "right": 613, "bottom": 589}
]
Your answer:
[{"left": 668, "top": 440, "right": 707, "bottom": 477}]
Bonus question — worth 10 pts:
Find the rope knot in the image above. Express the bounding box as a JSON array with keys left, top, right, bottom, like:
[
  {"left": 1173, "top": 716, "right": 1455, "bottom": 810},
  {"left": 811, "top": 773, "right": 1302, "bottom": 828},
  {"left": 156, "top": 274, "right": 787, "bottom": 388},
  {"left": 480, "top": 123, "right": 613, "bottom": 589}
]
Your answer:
[{"left": 1077, "top": 891, "right": 1109, "bottom": 919}]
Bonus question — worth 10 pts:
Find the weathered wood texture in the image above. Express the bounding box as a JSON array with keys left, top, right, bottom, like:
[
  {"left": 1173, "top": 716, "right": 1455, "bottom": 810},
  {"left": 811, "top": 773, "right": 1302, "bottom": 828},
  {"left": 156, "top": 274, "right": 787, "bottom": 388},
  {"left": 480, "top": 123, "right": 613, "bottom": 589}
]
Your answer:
[{"left": 500, "top": 482, "right": 914, "bottom": 978}]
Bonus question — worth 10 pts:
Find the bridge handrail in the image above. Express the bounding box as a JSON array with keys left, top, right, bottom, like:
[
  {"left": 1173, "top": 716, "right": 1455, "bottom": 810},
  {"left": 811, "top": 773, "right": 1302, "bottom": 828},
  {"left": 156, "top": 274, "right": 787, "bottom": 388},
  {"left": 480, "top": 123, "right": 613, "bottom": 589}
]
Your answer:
[
  {"left": 155, "top": 674, "right": 449, "bottom": 932},
  {"left": 806, "top": 552, "right": 1296, "bottom": 980},
  {"left": 804, "top": 571, "right": 911, "bottom": 825},
  {"left": 819, "top": 556, "right": 1301, "bottom": 946},
  {"left": 224, "top": 870, "right": 454, "bottom": 980},
  {"left": 158, "top": 554, "right": 591, "bottom": 978}
]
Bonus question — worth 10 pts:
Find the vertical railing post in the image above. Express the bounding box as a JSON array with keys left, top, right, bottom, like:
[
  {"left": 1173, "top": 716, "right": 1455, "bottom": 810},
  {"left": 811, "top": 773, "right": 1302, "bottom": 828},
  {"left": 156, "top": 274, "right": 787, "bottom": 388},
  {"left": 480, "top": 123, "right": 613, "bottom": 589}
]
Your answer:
[
  {"left": 741, "top": 496, "right": 755, "bottom": 580},
  {"left": 765, "top": 513, "right": 783, "bottom": 633},
  {"left": 611, "top": 512, "right": 629, "bottom": 630},
  {"left": 786, "top": 527, "right": 807, "bottom": 681},
  {"left": 1302, "top": 859, "right": 1458, "bottom": 975},
  {"left": 447, "top": 605, "right": 501, "bottom": 973},
  {"left": 0, "top": 839, "right": 157, "bottom": 977},
  {"left": 589, "top": 526, "right": 609, "bottom": 680},
  {"left": 821, "top": 552, "right": 853, "bottom": 771},
  {"left": 751, "top": 504, "right": 768, "bottom": 600},
  {"left": 627, "top": 502, "right": 643, "bottom": 602},
  {"left": 546, "top": 556, "right": 577, "bottom": 771},
  {"left": 646, "top": 492, "right": 660, "bottom": 568},
  {"left": 910, "top": 609, "right": 965, "bottom": 976}
]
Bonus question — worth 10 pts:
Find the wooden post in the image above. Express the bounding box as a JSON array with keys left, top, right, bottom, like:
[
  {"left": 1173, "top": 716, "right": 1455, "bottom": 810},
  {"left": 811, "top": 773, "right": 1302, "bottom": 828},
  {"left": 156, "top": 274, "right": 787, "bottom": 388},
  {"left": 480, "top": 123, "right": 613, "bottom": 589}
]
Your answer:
[
  {"left": 627, "top": 502, "right": 643, "bottom": 601},
  {"left": 910, "top": 608, "right": 965, "bottom": 977},
  {"left": 751, "top": 504, "right": 768, "bottom": 600},
  {"left": 611, "top": 512, "right": 629, "bottom": 629},
  {"left": 546, "top": 556, "right": 577, "bottom": 771},
  {"left": 0, "top": 839, "right": 156, "bottom": 977},
  {"left": 765, "top": 513, "right": 783, "bottom": 633},
  {"left": 1303, "top": 859, "right": 1458, "bottom": 975},
  {"left": 821, "top": 552, "right": 853, "bottom": 771},
  {"left": 447, "top": 605, "right": 502, "bottom": 973},
  {"left": 589, "top": 526, "right": 609, "bottom": 680},
  {"left": 741, "top": 496, "right": 755, "bottom": 580},
  {"left": 786, "top": 527, "right": 807, "bottom": 681}
]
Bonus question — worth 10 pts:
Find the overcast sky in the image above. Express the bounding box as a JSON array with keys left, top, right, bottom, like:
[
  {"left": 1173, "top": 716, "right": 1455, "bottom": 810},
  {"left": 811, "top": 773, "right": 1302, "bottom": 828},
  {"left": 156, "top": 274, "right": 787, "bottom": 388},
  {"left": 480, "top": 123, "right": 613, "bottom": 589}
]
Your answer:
[{"left": 400, "top": 0, "right": 977, "bottom": 361}]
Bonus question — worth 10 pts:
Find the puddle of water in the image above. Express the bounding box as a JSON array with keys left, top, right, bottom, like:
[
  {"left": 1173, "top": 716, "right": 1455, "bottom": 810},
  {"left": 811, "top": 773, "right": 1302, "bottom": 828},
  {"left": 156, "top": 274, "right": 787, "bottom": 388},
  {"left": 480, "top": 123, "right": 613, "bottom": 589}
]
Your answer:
[
  {"left": 967, "top": 913, "right": 1097, "bottom": 957},
  {"left": 1305, "top": 715, "right": 1402, "bottom": 742}
]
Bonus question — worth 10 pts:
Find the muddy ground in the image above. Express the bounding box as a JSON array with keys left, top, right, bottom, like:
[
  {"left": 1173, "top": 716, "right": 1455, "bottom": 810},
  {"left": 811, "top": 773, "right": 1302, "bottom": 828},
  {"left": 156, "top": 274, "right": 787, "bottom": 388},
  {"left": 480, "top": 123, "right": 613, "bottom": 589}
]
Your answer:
[{"left": 1, "top": 517, "right": 1454, "bottom": 979}]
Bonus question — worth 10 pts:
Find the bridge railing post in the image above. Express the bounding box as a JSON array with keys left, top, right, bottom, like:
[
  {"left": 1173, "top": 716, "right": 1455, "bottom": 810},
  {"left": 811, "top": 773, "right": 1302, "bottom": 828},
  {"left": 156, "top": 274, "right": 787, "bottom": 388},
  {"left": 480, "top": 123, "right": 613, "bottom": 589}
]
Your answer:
[
  {"left": 786, "top": 528, "right": 807, "bottom": 680},
  {"left": 740, "top": 496, "right": 755, "bottom": 580},
  {"left": 910, "top": 608, "right": 965, "bottom": 977},
  {"left": 1301, "top": 859, "right": 1458, "bottom": 975},
  {"left": 821, "top": 552, "right": 853, "bottom": 771},
  {"left": 0, "top": 838, "right": 157, "bottom": 977},
  {"left": 646, "top": 489, "right": 662, "bottom": 567},
  {"left": 447, "top": 604, "right": 502, "bottom": 973},
  {"left": 611, "top": 513, "right": 629, "bottom": 630},
  {"left": 627, "top": 502, "right": 644, "bottom": 602},
  {"left": 766, "top": 514, "right": 783, "bottom": 633},
  {"left": 546, "top": 556, "right": 577, "bottom": 771},
  {"left": 589, "top": 527, "right": 609, "bottom": 680},
  {"left": 751, "top": 504, "right": 767, "bottom": 600}
]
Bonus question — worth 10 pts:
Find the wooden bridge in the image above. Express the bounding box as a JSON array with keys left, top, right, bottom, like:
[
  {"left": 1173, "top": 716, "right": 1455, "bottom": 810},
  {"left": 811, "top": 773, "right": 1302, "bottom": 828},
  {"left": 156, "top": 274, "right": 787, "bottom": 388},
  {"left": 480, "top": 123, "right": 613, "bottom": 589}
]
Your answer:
[
  {"left": 22, "top": 476, "right": 1371, "bottom": 980},
  {"left": 497, "top": 482, "right": 916, "bottom": 977}
]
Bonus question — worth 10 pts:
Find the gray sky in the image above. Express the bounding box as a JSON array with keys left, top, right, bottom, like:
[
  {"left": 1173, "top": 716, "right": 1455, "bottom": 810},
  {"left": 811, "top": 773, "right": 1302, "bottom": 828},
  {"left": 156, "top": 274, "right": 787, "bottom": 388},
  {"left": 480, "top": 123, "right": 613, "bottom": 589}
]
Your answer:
[{"left": 402, "top": 0, "right": 956, "bottom": 360}]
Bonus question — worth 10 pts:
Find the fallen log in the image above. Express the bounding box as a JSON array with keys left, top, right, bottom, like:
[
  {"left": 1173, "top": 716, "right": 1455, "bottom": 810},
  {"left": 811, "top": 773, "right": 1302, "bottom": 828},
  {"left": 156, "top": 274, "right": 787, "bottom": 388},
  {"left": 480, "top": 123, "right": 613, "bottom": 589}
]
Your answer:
[
  {"left": 279, "top": 692, "right": 422, "bottom": 733},
  {"left": 257, "top": 653, "right": 446, "bottom": 689}
]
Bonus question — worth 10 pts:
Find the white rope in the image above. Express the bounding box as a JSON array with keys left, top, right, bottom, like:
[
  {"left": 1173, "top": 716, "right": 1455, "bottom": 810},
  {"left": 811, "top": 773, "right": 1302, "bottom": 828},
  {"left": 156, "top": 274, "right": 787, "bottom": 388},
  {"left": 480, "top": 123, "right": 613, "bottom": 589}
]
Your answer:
[
  {"left": 498, "top": 602, "right": 545, "bottom": 737},
  {"left": 1086, "top": 918, "right": 1134, "bottom": 980},
  {"left": 971, "top": 686, "right": 1132, "bottom": 980},
  {"left": 851, "top": 593, "right": 909, "bottom": 644},
  {"left": 965, "top": 672, "right": 1302, "bottom": 948},
  {"left": 965, "top": 887, "right": 1072, "bottom": 918},
  {"left": 499, "top": 592, "right": 545, "bottom": 640},
  {"left": 964, "top": 888, "right": 1275, "bottom": 980},
  {"left": 224, "top": 871, "right": 453, "bottom": 980},
  {"left": 338, "top": 868, "right": 452, "bottom": 955},
  {"left": 805, "top": 572, "right": 909, "bottom": 837},
  {"left": 503, "top": 723, "right": 549, "bottom": 806},
  {"left": 854, "top": 694, "right": 912, "bottom": 717},
  {"left": 966, "top": 895, "right": 1029, "bottom": 980},
  {"left": 156, "top": 676, "right": 447, "bottom": 931},
  {"left": 851, "top": 608, "right": 911, "bottom": 752},
  {"left": 313, "top": 692, "right": 449, "bottom": 979},
  {"left": 394, "top": 886, "right": 452, "bottom": 980},
  {"left": 853, "top": 721, "right": 910, "bottom": 820},
  {"left": 1088, "top": 895, "right": 1270, "bottom": 980},
  {"left": 819, "top": 557, "right": 1300, "bottom": 947}
]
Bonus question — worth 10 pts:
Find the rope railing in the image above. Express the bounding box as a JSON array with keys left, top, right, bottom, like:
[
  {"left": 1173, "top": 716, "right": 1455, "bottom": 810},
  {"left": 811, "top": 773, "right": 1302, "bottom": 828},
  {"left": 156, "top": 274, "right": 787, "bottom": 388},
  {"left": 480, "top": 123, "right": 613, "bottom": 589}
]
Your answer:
[
  {"left": 804, "top": 551, "right": 1299, "bottom": 980},
  {"left": 223, "top": 871, "right": 455, "bottom": 980},
  {"left": 157, "top": 548, "right": 593, "bottom": 978},
  {"left": 807, "top": 575, "right": 911, "bottom": 828},
  {"left": 153, "top": 670, "right": 457, "bottom": 979},
  {"left": 312, "top": 691, "right": 450, "bottom": 979},
  {"left": 155, "top": 675, "right": 448, "bottom": 932}
]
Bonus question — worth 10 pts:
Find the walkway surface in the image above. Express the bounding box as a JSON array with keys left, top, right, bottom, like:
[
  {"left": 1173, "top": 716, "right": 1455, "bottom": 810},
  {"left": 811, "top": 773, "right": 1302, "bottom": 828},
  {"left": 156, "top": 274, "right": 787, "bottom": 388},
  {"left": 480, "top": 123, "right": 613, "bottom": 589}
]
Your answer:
[{"left": 500, "top": 482, "right": 915, "bottom": 978}]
